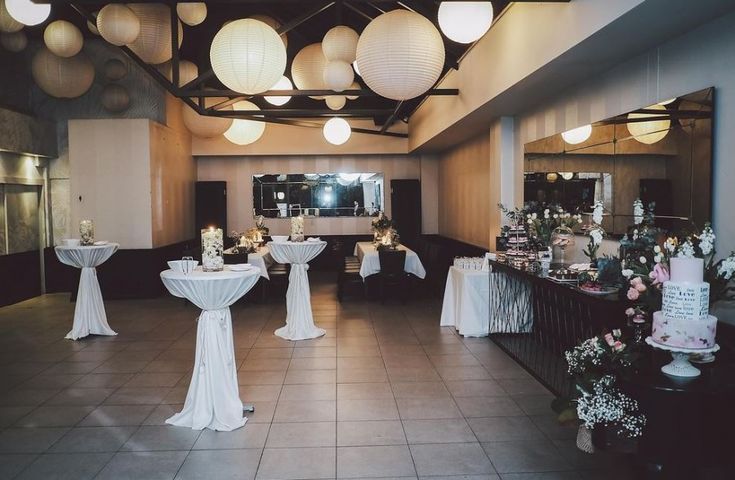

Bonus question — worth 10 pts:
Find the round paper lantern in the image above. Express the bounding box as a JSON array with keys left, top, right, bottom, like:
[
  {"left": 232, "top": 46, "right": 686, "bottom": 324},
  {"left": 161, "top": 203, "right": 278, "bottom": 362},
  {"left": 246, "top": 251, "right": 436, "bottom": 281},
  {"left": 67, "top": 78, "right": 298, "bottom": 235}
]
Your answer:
[
  {"left": 87, "top": 11, "right": 99, "bottom": 35},
  {"left": 104, "top": 58, "right": 127, "bottom": 81},
  {"left": 44, "top": 20, "right": 83, "bottom": 58},
  {"left": 326, "top": 96, "right": 346, "bottom": 111},
  {"left": 561, "top": 124, "right": 592, "bottom": 145},
  {"left": 345, "top": 81, "right": 360, "bottom": 101},
  {"left": 5, "top": 0, "right": 50, "bottom": 26},
  {"left": 157, "top": 59, "right": 198, "bottom": 86},
  {"left": 265, "top": 75, "right": 292, "bottom": 106},
  {"left": 101, "top": 84, "right": 131, "bottom": 113},
  {"left": 210, "top": 19, "right": 286, "bottom": 95},
  {"left": 224, "top": 101, "right": 266, "bottom": 146},
  {"left": 0, "top": 0, "right": 23, "bottom": 32},
  {"left": 323, "top": 60, "right": 354, "bottom": 92},
  {"left": 249, "top": 14, "right": 287, "bottom": 48},
  {"left": 322, "top": 25, "right": 358, "bottom": 62},
  {"left": 627, "top": 104, "right": 671, "bottom": 144},
  {"left": 323, "top": 118, "right": 351, "bottom": 145},
  {"left": 353, "top": 60, "right": 360, "bottom": 77},
  {"left": 177, "top": 2, "right": 206, "bottom": 26},
  {"left": 438, "top": 1, "right": 494, "bottom": 44},
  {"left": 356, "top": 10, "right": 445, "bottom": 101},
  {"left": 292, "top": 43, "right": 328, "bottom": 99},
  {"left": 0, "top": 30, "right": 26, "bottom": 52},
  {"left": 97, "top": 4, "right": 140, "bottom": 46},
  {"left": 182, "top": 94, "right": 234, "bottom": 138},
  {"left": 126, "top": 4, "right": 182, "bottom": 65},
  {"left": 32, "top": 48, "right": 94, "bottom": 99}
]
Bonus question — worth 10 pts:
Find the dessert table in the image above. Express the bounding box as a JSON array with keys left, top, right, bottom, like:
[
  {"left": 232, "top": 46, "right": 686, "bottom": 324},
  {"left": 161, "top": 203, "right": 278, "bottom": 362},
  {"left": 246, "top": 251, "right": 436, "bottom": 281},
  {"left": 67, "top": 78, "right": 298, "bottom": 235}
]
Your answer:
[
  {"left": 160, "top": 267, "right": 260, "bottom": 431},
  {"left": 268, "top": 240, "right": 327, "bottom": 340},
  {"left": 440, "top": 266, "right": 490, "bottom": 337},
  {"left": 354, "top": 242, "right": 426, "bottom": 279},
  {"left": 54, "top": 243, "right": 119, "bottom": 340}
]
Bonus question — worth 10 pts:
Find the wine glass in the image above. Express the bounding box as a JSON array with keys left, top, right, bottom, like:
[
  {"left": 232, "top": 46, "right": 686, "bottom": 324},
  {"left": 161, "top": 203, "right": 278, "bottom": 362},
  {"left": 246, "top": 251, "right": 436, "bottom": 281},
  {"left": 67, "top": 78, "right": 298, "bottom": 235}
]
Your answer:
[
  {"left": 182, "top": 256, "right": 194, "bottom": 275},
  {"left": 551, "top": 225, "right": 575, "bottom": 267}
]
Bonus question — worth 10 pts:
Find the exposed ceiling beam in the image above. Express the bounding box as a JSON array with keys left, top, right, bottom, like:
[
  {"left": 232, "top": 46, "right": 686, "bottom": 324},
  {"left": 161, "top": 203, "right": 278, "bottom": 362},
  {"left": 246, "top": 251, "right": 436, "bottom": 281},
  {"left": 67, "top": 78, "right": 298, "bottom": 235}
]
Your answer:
[
  {"left": 212, "top": 108, "right": 396, "bottom": 118},
  {"left": 182, "top": 88, "right": 459, "bottom": 97}
]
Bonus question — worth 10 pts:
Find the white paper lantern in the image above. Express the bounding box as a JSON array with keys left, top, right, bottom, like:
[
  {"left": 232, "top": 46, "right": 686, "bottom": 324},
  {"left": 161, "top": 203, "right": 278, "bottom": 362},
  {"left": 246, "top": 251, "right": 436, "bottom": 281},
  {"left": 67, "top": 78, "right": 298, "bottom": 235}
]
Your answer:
[
  {"left": 104, "top": 58, "right": 127, "bottom": 81},
  {"left": 182, "top": 94, "right": 234, "bottom": 138},
  {"left": 32, "top": 48, "right": 94, "bottom": 99},
  {"left": 323, "top": 60, "right": 354, "bottom": 92},
  {"left": 323, "top": 118, "right": 351, "bottom": 145},
  {"left": 0, "top": 30, "right": 26, "bottom": 51},
  {"left": 126, "top": 4, "right": 183, "bottom": 65},
  {"left": 101, "top": 84, "right": 131, "bottom": 113},
  {"left": 0, "top": 0, "right": 23, "bottom": 32},
  {"left": 249, "top": 14, "right": 287, "bottom": 48},
  {"left": 97, "top": 4, "right": 140, "bottom": 47},
  {"left": 561, "top": 124, "right": 592, "bottom": 145},
  {"left": 44, "top": 20, "right": 83, "bottom": 58},
  {"left": 438, "top": 1, "right": 494, "bottom": 44},
  {"left": 322, "top": 25, "right": 358, "bottom": 63},
  {"left": 326, "top": 96, "right": 346, "bottom": 111},
  {"left": 353, "top": 60, "right": 360, "bottom": 77},
  {"left": 265, "top": 75, "right": 293, "bottom": 106},
  {"left": 627, "top": 104, "right": 671, "bottom": 144},
  {"left": 5, "top": 0, "right": 50, "bottom": 26},
  {"left": 224, "top": 100, "right": 266, "bottom": 146},
  {"left": 87, "top": 11, "right": 99, "bottom": 36},
  {"left": 356, "top": 10, "right": 445, "bottom": 101},
  {"left": 157, "top": 59, "right": 199, "bottom": 86},
  {"left": 292, "top": 43, "right": 328, "bottom": 99},
  {"left": 210, "top": 19, "right": 286, "bottom": 95},
  {"left": 345, "top": 81, "right": 360, "bottom": 101},
  {"left": 177, "top": 2, "right": 207, "bottom": 26}
]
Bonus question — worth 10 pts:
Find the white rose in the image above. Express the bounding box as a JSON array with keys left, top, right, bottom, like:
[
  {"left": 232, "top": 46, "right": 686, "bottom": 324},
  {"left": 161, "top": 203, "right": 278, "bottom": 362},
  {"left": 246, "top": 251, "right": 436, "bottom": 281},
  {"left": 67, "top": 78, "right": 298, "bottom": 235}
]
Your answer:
[
  {"left": 553, "top": 214, "right": 559, "bottom": 219},
  {"left": 654, "top": 245, "right": 661, "bottom": 253},
  {"left": 639, "top": 256, "right": 647, "bottom": 264},
  {"left": 622, "top": 269, "right": 634, "bottom": 278}
]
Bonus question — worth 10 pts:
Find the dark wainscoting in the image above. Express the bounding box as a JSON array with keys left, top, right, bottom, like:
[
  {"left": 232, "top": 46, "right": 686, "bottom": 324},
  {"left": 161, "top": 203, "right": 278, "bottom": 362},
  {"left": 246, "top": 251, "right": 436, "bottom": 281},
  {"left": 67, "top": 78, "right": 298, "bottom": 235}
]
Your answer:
[{"left": 0, "top": 250, "right": 43, "bottom": 307}]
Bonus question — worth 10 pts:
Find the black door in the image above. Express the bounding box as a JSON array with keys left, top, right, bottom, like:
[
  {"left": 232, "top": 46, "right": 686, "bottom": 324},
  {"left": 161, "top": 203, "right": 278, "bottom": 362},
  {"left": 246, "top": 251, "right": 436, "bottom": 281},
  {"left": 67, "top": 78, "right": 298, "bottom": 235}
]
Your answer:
[
  {"left": 390, "top": 179, "right": 421, "bottom": 246},
  {"left": 195, "top": 181, "right": 227, "bottom": 239}
]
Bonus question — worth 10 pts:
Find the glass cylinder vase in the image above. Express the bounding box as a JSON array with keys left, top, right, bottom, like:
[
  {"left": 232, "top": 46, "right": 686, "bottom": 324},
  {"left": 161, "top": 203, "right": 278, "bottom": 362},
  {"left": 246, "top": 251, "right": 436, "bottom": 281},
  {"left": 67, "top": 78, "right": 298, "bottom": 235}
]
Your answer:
[
  {"left": 201, "top": 227, "right": 224, "bottom": 272},
  {"left": 291, "top": 215, "right": 304, "bottom": 242},
  {"left": 80, "top": 220, "right": 94, "bottom": 246}
]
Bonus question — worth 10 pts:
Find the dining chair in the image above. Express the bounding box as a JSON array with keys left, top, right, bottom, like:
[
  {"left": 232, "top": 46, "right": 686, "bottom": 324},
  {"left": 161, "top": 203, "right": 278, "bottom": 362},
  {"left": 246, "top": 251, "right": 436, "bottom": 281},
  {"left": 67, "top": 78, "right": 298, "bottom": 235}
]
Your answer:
[{"left": 377, "top": 249, "right": 408, "bottom": 303}]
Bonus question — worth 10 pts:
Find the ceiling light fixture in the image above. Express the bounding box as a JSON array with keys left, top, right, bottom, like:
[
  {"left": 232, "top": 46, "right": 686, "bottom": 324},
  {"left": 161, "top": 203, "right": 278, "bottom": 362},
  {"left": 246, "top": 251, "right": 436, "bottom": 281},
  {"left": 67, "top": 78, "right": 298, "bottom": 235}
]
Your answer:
[
  {"left": 323, "top": 118, "right": 351, "bottom": 145},
  {"left": 224, "top": 101, "right": 266, "bottom": 146},
  {"left": 437, "top": 1, "right": 494, "bottom": 44},
  {"left": 561, "top": 124, "right": 592, "bottom": 145},
  {"left": 265, "top": 76, "right": 294, "bottom": 106},
  {"left": 6, "top": 0, "right": 50, "bottom": 26},
  {"left": 627, "top": 104, "right": 670, "bottom": 145}
]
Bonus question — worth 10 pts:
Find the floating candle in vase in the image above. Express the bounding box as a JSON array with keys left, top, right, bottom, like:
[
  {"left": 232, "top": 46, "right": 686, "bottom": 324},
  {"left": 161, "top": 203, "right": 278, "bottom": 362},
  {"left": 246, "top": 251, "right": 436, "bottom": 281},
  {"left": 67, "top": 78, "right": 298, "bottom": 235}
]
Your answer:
[
  {"left": 80, "top": 220, "right": 94, "bottom": 246},
  {"left": 201, "top": 227, "right": 224, "bottom": 272},
  {"left": 291, "top": 215, "right": 304, "bottom": 242}
]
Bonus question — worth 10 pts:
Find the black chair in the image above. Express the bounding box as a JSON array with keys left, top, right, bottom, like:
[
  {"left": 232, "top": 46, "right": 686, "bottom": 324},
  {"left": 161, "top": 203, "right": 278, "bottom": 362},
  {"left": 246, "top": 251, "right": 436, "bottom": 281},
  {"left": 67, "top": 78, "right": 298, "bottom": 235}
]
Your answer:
[
  {"left": 266, "top": 263, "right": 290, "bottom": 301},
  {"left": 338, "top": 256, "right": 365, "bottom": 301},
  {"left": 377, "top": 249, "right": 408, "bottom": 303}
]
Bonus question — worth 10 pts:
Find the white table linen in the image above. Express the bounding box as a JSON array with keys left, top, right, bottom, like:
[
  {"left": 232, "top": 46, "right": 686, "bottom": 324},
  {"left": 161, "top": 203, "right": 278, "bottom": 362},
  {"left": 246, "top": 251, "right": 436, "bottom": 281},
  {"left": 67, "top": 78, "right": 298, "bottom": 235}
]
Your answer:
[
  {"left": 54, "top": 243, "right": 119, "bottom": 340},
  {"left": 160, "top": 267, "right": 260, "bottom": 431},
  {"left": 440, "top": 266, "right": 490, "bottom": 337},
  {"left": 224, "top": 246, "right": 274, "bottom": 279},
  {"left": 354, "top": 242, "right": 426, "bottom": 279},
  {"left": 268, "top": 241, "right": 327, "bottom": 340}
]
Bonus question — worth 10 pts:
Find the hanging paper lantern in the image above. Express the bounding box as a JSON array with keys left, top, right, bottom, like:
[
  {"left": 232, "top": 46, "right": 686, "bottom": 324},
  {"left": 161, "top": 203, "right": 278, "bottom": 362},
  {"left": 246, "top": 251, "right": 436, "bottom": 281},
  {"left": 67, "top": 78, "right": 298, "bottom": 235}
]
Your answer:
[
  {"left": 345, "top": 81, "right": 360, "bottom": 101},
  {"left": 156, "top": 59, "right": 199, "bottom": 86},
  {"left": 561, "top": 125, "right": 592, "bottom": 145},
  {"left": 437, "top": 1, "right": 494, "bottom": 44},
  {"left": 97, "top": 4, "right": 140, "bottom": 47},
  {"left": 32, "top": 47, "right": 94, "bottom": 99},
  {"left": 627, "top": 104, "right": 671, "bottom": 145},
  {"left": 224, "top": 100, "right": 266, "bottom": 146},
  {"left": 265, "top": 75, "right": 293, "bottom": 106},
  {"left": 325, "top": 96, "right": 346, "bottom": 111},
  {"left": 356, "top": 10, "right": 445, "bottom": 101},
  {"left": 87, "top": 10, "right": 99, "bottom": 35},
  {"left": 182, "top": 94, "right": 233, "bottom": 138},
  {"left": 322, "top": 25, "right": 359, "bottom": 63},
  {"left": 323, "top": 118, "right": 351, "bottom": 145},
  {"left": 210, "top": 19, "right": 286, "bottom": 95},
  {"left": 126, "top": 4, "right": 182, "bottom": 65},
  {"left": 44, "top": 20, "right": 83, "bottom": 58},
  {"left": 101, "top": 84, "right": 131, "bottom": 113},
  {"left": 0, "top": 0, "right": 23, "bottom": 32},
  {"left": 0, "top": 30, "right": 26, "bottom": 52},
  {"left": 323, "top": 60, "right": 354, "bottom": 92},
  {"left": 5, "top": 0, "right": 50, "bottom": 26},
  {"left": 249, "top": 14, "right": 287, "bottom": 48},
  {"left": 104, "top": 58, "right": 128, "bottom": 81},
  {"left": 176, "top": 2, "right": 207, "bottom": 27},
  {"left": 292, "top": 43, "right": 328, "bottom": 99}
]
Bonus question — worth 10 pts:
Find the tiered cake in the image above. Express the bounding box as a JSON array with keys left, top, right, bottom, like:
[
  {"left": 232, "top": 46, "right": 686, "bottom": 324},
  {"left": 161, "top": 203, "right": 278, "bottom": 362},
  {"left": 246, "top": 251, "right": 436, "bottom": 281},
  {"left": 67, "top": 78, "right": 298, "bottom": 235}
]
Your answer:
[{"left": 651, "top": 257, "right": 717, "bottom": 349}]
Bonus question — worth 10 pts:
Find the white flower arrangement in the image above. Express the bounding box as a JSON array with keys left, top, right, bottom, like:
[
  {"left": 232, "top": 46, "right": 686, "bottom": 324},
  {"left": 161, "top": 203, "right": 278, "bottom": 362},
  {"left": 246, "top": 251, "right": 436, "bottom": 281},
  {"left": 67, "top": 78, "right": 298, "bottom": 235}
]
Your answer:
[
  {"left": 633, "top": 199, "right": 644, "bottom": 225},
  {"left": 576, "top": 376, "right": 646, "bottom": 438},
  {"left": 592, "top": 201, "right": 604, "bottom": 226},
  {"left": 718, "top": 254, "right": 735, "bottom": 281}
]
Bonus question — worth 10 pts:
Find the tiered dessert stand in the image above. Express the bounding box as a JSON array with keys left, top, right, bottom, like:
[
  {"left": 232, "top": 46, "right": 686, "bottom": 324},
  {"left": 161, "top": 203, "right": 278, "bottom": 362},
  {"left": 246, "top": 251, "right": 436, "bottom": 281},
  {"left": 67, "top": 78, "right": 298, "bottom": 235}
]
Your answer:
[{"left": 645, "top": 337, "right": 720, "bottom": 378}]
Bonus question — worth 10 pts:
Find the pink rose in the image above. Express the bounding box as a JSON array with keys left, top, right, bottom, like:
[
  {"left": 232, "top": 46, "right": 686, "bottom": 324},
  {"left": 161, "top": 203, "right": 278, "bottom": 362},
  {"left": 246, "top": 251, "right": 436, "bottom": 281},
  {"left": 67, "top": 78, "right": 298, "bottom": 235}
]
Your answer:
[
  {"left": 627, "top": 288, "right": 640, "bottom": 301},
  {"left": 635, "top": 283, "right": 647, "bottom": 293},
  {"left": 650, "top": 263, "right": 670, "bottom": 286},
  {"left": 630, "top": 277, "right": 643, "bottom": 287},
  {"left": 625, "top": 308, "right": 635, "bottom": 317},
  {"left": 613, "top": 341, "right": 626, "bottom": 352},
  {"left": 604, "top": 333, "right": 615, "bottom": 347}
]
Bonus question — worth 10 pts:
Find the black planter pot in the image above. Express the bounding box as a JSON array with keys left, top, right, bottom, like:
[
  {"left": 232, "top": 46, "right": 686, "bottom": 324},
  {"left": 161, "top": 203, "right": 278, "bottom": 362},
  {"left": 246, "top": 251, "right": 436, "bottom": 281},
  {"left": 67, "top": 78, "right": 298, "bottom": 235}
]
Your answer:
[{"left": 591, "top": 424, "right": 639, "bottom": 454}]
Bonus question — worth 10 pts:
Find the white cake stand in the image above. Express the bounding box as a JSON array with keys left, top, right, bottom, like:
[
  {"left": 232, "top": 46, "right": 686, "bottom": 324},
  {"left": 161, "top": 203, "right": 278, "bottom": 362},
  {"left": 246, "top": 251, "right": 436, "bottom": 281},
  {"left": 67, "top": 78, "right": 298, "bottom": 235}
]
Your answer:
[{"left": 645, "top": 337, "right": 720, "bottom": 378}]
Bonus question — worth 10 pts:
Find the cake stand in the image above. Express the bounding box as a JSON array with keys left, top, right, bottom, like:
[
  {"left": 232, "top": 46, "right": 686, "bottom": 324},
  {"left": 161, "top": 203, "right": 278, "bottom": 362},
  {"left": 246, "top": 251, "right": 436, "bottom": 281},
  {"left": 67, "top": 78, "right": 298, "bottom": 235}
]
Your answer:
[{"left": 645, "top": 337, "right": 720, "bottom": 378}]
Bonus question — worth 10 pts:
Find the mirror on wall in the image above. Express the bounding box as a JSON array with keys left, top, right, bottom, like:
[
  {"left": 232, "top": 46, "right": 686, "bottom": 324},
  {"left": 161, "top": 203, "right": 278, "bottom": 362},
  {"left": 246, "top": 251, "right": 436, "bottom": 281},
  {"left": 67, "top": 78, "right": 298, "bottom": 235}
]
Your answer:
[
  {"left": 253, "top": 173, "right": 384, "bottom": 218},
  {"left": 523, "top": 87, "right": 713, "bottom": 235}
]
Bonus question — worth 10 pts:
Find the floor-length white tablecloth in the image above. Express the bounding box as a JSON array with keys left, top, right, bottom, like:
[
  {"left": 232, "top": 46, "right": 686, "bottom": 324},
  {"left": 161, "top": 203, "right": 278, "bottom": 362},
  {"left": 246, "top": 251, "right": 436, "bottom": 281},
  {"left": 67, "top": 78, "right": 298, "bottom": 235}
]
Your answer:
[
  {"left": 54, "top": 243, "right": 119, "bottom": 340},
  {"left": 160, "top": 267, "right": 260, "bottom": 431},
  {"left": 354, "top": 242, "right": 426, "bottom": 279},
  {"left": 225, "top": 246, "right": 274, "bottom": 279},
  {"left": 268, "top": 240, "right": 327, "bottom": 340},
  {"left": 440, "top": 266, "right": 490, "bottom": 337}
]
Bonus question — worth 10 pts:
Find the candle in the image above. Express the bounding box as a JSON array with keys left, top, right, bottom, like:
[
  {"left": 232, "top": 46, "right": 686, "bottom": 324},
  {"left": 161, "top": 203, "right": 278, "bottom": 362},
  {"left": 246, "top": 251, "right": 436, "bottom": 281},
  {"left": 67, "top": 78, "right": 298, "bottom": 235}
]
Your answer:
[
  {"left": 80, "top": 220, "right": 94, "bottom": 246},
  {"left": 291, "top": 215, "right": 304, "bottom": 242},
  {"left": 201, "top": 227, "right": 224, "bottom": 272}
]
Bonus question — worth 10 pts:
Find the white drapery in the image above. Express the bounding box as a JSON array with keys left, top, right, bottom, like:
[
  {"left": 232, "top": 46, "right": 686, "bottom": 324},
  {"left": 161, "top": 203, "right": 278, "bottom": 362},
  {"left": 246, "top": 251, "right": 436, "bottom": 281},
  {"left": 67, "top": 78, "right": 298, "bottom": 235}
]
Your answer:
[
  {"left": 440, "top": 266, "right": 490, "bottom": 337},
  {"left": 268, "top": 241, "right": 327, "bottom": 340},
  {"left": 354, "top": 242, "right": 427, "bottom": 279},
  {"left": 55, "top": 244, "right": 119, "bottom": 340},
  {"left": 160, "top": 268, "right": 260, "bottom": 431}
]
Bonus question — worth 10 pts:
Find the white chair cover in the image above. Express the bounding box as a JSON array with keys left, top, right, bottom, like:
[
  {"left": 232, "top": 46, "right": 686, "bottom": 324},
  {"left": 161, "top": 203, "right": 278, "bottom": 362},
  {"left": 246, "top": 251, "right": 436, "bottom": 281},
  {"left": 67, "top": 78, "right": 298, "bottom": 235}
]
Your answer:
[{"left": 354, "top": 242, "right": 427, "bottom": 279}]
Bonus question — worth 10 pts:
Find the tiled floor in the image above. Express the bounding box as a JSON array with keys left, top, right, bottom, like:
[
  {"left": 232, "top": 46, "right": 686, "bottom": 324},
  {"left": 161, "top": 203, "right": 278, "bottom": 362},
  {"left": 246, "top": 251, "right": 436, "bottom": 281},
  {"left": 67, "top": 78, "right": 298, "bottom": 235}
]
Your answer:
[{"left": 0, "top": 274, "right": 628, "bottom": 479}]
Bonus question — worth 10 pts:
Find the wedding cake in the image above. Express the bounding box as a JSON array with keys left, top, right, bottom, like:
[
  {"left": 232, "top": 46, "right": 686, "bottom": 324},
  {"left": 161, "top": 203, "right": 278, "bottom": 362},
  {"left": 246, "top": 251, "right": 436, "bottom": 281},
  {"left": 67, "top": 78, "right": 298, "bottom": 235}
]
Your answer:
[{"left": 651, "top": 257, "right": 717, "bottom": 349}]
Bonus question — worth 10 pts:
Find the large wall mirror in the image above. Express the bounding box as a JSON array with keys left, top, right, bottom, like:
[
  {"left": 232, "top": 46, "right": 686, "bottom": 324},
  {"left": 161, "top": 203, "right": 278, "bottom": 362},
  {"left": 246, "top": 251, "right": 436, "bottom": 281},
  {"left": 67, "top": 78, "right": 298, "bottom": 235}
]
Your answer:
[
  {"left": 253, "top": 173, "right": 384, "bottom": 218},
  {"left": 523, "top": 87, "right": 713, "bottom": 235}
]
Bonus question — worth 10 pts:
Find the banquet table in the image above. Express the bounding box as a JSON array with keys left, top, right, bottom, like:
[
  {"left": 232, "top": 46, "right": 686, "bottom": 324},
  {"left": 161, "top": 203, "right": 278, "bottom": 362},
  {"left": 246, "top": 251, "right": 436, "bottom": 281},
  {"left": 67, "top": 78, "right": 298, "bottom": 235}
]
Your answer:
[
  {"left": 354, "top": 242, "right": 426, "bottom": 279},
  {"left": 160, "top": 267, "right": 260, "bottom": 431},
  {"left": 440, "top": 266, "right": 490, "bottom": 337},
  {"left": 54, "top": 243, "right": 119, "bottom": 340},
  {"left": 224, "top": 245, "right": 274, "bottom": 279},
  {"left": 268, "top": 240, "right": 327, "bottom": 340}
]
